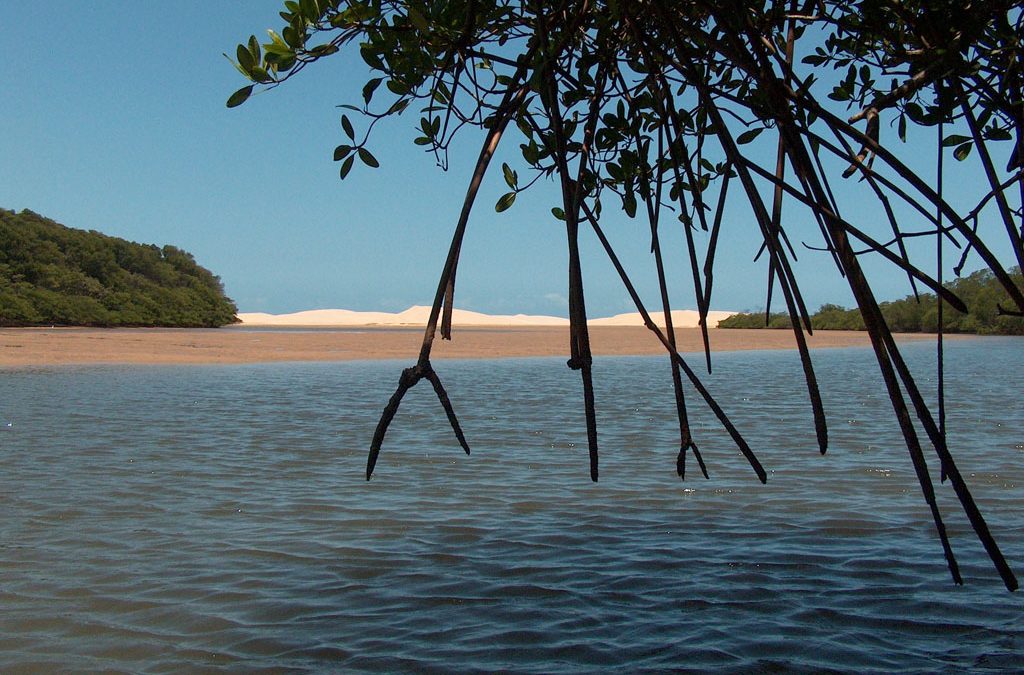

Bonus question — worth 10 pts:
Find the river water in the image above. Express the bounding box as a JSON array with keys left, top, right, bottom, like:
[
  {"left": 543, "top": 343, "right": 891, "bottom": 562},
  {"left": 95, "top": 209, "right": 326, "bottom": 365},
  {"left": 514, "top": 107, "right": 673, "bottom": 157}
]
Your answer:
[{"left": 1, "top": 339, "right": 1022, "bottom": 672}]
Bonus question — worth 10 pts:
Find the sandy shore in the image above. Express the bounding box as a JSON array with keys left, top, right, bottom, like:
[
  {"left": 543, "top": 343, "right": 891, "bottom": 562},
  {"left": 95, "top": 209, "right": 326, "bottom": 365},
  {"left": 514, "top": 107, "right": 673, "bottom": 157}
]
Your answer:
[{"left": 0, "top": 326, "right": 943, "bottom": 367}]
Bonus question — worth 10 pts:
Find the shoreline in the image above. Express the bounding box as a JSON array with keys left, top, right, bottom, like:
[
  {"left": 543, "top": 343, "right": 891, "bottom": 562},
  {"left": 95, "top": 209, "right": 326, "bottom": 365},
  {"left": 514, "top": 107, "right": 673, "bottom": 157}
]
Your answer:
[{"left": 0, "top": 325, "right": 957, "bottom": 367}]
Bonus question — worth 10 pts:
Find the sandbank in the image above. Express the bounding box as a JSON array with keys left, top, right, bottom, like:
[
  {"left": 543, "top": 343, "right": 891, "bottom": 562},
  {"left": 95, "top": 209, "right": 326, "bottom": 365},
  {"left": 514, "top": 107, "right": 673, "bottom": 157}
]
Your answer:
[{"left": 0, "top": 325, "right": 941, "bottom": 367}]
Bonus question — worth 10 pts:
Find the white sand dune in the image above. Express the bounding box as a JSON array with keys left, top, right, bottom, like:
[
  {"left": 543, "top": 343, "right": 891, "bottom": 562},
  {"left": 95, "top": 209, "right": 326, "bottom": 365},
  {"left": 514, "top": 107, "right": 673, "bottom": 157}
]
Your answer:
[
  {"left": 588, "top": 310, "right": 736, "bottom": 328},
  {"left": 238, "top": 306, "right": 736, "bottom": 328},
  {"left": 237, "top": 305, "right": 570, "bottom": 327}
]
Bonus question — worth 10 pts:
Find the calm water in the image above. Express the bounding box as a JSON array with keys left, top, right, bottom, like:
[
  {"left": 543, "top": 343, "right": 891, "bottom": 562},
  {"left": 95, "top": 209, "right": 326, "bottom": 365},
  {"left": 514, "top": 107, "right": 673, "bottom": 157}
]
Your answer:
[{"left": 1, "top": 339, "right": 1022, "bottom": 672}]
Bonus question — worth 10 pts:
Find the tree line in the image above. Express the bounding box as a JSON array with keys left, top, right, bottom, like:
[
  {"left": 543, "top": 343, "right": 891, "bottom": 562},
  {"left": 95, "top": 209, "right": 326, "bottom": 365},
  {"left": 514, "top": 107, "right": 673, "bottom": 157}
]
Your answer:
[
  {"left": 720, "top": 267, "right": 1024, "bottom": 335},
  {"left": 0, "top": 209, "right": 238, "bottom": 327}
]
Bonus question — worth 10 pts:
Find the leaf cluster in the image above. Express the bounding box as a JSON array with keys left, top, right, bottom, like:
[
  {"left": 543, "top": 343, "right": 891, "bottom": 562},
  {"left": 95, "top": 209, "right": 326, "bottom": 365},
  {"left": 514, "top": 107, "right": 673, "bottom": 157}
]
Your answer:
[
  {"left": 0, "top": 209, "right": 239, "bottom": 328},
  {"left": 721, "top": 266, "right": 1024, "bottom": 335}
]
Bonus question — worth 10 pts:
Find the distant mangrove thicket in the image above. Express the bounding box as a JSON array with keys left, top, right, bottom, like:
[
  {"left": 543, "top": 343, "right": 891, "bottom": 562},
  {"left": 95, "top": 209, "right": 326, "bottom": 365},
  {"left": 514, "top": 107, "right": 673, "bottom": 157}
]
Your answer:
[
  {"left": 720, "top": 267, "right": 1024, "bottom": 335},
  {"left": 0, "top": 209, "right": 238, "bottom": 327}
]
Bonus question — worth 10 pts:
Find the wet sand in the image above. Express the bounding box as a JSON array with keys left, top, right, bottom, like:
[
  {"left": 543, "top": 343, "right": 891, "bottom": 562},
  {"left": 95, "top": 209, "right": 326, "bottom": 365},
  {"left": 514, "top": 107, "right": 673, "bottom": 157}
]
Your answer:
[{"left": 0, "top": 326, "right": 941, "bottom": 367}]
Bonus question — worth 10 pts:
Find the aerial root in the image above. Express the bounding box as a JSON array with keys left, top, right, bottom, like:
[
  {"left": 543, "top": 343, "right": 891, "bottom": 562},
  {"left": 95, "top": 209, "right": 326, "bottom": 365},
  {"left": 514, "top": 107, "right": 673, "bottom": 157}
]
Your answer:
[
  {"left": 424, "top": 366, "right": 470, "bottom": 455},
  {"left": 366, "top": 360, "right": 469, "bottom": 480},
  {"left": 677, "top": 442, "right": 710, "bottom": 481}
]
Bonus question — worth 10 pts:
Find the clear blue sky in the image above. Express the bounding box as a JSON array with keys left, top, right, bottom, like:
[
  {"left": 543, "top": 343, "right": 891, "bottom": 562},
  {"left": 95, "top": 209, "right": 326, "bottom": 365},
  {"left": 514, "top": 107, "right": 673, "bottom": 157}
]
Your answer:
[{"left": 1, "top": 2, "right": 1016, "bottom": 316}]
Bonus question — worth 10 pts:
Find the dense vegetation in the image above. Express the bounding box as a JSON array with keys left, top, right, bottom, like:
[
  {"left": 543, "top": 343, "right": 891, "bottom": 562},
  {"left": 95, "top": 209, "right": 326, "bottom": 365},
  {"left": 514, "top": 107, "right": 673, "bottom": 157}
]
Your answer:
[
  {"left": 720, "top": 267, "right": 1024, "bottom": 335},
  {"left": 0, "top": 209, "right": 238, "bottom": 327}
]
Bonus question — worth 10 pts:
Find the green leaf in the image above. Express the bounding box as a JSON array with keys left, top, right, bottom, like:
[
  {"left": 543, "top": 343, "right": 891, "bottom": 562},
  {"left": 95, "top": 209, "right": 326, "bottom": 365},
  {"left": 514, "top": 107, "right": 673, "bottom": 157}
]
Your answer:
[
  {"left": 225, "top": 58, "right": 250, "bottom": 80},
  {"left": 386, "top": 79, "right": 410, "bottom": 95},
  {"left": 844, "top": 64, "right": 856, "bottom": 87},
  {"left": 414, "top": 136, "right": 432, "bottom": 145},
  {"left": 953, "top": 142, "right": 973, "bottom": 161},
  {"left": 282, "top": 26, "right": 303, "bottom": 48},
  {"left": 827, "top": 87, "right": 849, "bottom": 102},
  {"left": 249, "top": 66, "right": 272, "bottom": 84},
  {"left": 226, "top": 85, "right": 254, "bottom": 108},
  {"left": 387, "top": 99, "right": 410, "bottom": 115},
  {"left": 502, "top": 162, "right": 517, "bottom": 189},
  {"left": 495, "top": 192, "right": 516, "bottom": 212},
  {"left": 247, "top": 35, "right": 261, "bottom": 63},
  {"left": 360, "top": 45, "right": 384, "bottom": 70},
  {"left": 522, "top": 142, "right": 539, "bottom": 165},
  {"left": 623, "top": 191, "right": 637, "bottom": 218},
  {"left": 333, "top": 144, "right": 352, "bottom": 161},
  {"left": 276, "top": 54, "right": 297, "bottom": 73},
  {"left": 435, "top": 80, "right": 451, "bottom": 104},
  {"left": 984, "top": 125, "right": 1012, "bottom": 141},
  {"left": 551, "top": 207, "right": 566, "bottom": 221},
  {"left": 236, "top": 44, "right": 255, "bottom": 72},
  {"left": 736, "top": 128, "right": 763, "bottom": 144},
  {"left": 407, "top": 5, "right": 429, "bottom": 31},
  {"left": 339, "top": 155, "right": 355, "bottom": 179},
  {"left": 309, "top": 44, "right": 339, "bottom": 57},
  {"left": 362, "top": 78, "right": 382, "bottom": 104},
  {"left": 299, "top": 0, "right": 318, "bottom": 22},
  {"left": 941, "top": 134, "right": 972, "bottom": 147},
  {"left": 342, "top": 115, "right": 355, "bottom": 140},
  {"left": 357, "top": 147, "right": 379, "bottom": 168},
  {"left": 266, "top": 29, "right": 288, "bottom": 50}
]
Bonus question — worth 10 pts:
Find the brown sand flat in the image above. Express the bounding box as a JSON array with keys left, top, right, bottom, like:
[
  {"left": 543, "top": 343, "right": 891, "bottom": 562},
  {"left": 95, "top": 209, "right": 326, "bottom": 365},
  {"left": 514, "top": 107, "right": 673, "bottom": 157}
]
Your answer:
[{"left": 0, "top": 326, "right": 943, "bottom": 367}]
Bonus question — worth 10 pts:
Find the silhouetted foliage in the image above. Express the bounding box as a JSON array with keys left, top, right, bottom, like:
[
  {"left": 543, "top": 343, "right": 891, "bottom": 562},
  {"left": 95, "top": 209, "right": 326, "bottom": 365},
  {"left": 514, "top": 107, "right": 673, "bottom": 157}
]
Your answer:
[
  {"left": 0, "top": 209, "right": 239, "bottom": 327},
  {"left": 721, "top": 268, "right": 1024, "bottom": 334},
  {"left": 229, "top": 1, "right": 1024, "bottom": 589}
]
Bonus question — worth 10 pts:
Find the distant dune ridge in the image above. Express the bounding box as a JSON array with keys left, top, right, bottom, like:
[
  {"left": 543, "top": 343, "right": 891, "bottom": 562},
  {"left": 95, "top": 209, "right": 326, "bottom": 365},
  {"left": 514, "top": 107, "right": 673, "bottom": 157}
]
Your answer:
[
  {"left": 237, "top": 306, "right": 736, "bottom": 328},
  {"left": 589, "top": 310, "right": 737, "bottom": 328}
]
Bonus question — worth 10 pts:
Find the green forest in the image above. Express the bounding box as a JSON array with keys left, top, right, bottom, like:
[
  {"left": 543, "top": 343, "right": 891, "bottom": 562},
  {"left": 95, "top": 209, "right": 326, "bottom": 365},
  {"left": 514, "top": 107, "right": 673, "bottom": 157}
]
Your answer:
[
  {"left": 0, "top": 209, "right": 238, "bottom": 327},
  {"left": 719, "top": 267, "right": 1024, "bottom": 335}
]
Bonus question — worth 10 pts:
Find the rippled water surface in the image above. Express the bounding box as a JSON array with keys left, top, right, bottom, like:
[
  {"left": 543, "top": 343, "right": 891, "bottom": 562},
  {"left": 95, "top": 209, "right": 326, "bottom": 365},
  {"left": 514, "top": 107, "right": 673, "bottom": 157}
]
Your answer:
[{"left": 2, "top": 339, "right": 1023, "bottom": 672}]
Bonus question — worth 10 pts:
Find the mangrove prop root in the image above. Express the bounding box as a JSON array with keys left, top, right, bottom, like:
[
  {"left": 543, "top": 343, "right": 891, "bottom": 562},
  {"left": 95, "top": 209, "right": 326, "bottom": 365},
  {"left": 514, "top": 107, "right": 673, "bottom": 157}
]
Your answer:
[
  {"left": 366, "top": 361, "right": 469, "bottom": 481},
  {"left": 424, "top": 366, "right": 471, "bottom": 456},
  {"left": 678, "top": 441, "right": 710, "bottom": 481},
  {"left": 581, "top": 201, "right": 768, "bottom": 484}
]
